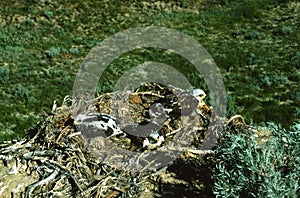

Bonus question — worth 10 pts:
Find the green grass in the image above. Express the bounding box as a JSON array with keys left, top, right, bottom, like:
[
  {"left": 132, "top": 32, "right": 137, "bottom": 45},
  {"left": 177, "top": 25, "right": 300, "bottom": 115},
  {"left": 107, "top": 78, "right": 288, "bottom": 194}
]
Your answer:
[{"left": 0, "top": 0, "right": 299, "bottom": 139}]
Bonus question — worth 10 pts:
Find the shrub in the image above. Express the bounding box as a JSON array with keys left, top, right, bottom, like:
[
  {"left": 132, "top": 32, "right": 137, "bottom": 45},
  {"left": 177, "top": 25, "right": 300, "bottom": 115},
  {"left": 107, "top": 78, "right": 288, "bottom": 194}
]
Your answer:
[
  {"left": 281, "top": 26, "right": 293, "bottom": 35},
  {"left": 213, "top": 122, "right": 299, "bottom": 197},
  {"left": 10, "top": 85, "right": 36, "bottom": 103},
  {"left": 0, "top": 66, "right": 10, "bottom": 84},
  {"left": 44, "top": 10, "right": 54, "bottom": 19},
  {"left": 69, "top": 47, "right": 79, "bottom": 54},
  {"left": 45, "top": 47, "right": 61, "bottom": 58}
]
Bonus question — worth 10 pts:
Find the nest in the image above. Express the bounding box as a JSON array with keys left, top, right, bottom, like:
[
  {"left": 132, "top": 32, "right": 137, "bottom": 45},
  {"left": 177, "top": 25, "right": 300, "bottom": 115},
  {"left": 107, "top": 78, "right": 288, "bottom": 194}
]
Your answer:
[{"left": 0, "top": 82, "right": 251, "bottom": 197}]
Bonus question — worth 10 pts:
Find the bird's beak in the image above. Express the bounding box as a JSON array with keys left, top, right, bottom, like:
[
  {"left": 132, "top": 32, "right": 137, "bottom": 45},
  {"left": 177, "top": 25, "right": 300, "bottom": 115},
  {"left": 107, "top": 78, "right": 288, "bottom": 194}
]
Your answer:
[
  {"left": 74, "top": 120, "right": 82, "bottom": 125},
  {"left": 199, "top": 93, "right": 206, "bottom": 100}
]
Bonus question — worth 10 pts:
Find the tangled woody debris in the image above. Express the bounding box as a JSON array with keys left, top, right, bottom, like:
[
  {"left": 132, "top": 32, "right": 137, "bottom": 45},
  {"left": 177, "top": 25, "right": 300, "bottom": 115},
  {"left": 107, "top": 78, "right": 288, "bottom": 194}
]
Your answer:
[{"left": 0, "top": 82, "right": 250, "bottom": 197}]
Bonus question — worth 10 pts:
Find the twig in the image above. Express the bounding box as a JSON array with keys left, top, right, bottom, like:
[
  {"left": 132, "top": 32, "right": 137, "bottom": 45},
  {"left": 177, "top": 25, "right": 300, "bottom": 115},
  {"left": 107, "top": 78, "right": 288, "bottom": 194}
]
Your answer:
[
  {"left": 225, "top": 114, "right": 246, "bottom": 126},
  {"left": 131, "top": 91, "right": 165, "bottom": 98},
  {"left": 26, "top": 169, "right": 59, "bottom": 198},
  {"left": 186, "top": 149, "right": 214, "bottom": 155}
]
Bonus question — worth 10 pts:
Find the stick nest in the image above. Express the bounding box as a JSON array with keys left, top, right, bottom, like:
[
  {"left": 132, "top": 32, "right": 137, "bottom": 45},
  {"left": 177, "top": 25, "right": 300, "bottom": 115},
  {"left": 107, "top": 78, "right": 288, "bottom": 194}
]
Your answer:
[{"left": 0, "top": 82, "right": 253, "bottom": 197}]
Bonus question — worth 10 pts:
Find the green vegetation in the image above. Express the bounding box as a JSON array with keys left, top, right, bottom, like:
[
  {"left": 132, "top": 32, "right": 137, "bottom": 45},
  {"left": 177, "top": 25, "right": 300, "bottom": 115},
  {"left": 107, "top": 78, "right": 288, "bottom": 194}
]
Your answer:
[
  {"left": 0, "top": 0, "right": 299, "bottom": 196},
  {"left": 213, "top": 121, "right": 300, "bottom": 197}
]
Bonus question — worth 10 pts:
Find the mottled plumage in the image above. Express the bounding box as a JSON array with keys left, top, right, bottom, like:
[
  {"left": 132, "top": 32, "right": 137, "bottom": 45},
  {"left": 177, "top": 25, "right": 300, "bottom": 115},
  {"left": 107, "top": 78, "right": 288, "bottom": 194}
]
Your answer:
[{"left": 74, "top": 113, "right": 124, "bottom": 138}]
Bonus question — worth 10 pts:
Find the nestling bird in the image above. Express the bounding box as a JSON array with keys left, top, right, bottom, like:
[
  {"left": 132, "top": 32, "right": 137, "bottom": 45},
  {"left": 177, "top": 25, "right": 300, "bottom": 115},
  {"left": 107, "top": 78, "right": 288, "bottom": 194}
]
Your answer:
[
  {"left": 74, "top": 113, "right": 124, "bottom": 138},
  {"left": 192, "top": 88, "right": 207, "bottom": 106},
  {"left": 74, "top": 112, "right": 166, "bottom": 150},
  {"left": 192, "top": 88, "right": 210, "bottom": 124}
]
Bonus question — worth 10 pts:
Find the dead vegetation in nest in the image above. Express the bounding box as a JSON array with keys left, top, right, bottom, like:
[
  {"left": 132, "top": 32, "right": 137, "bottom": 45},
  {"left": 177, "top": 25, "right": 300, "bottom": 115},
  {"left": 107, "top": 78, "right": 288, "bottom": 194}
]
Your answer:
[{"left": 0, "top": 82, "right": 260, "bottom": 197}]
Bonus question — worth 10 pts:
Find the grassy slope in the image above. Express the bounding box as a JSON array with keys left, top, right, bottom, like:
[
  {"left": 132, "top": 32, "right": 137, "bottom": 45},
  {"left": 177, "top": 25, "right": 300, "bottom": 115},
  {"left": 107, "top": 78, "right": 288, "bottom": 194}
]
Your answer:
[{"left": 0, "top": 0, "right": 299, "bottom": 141}]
